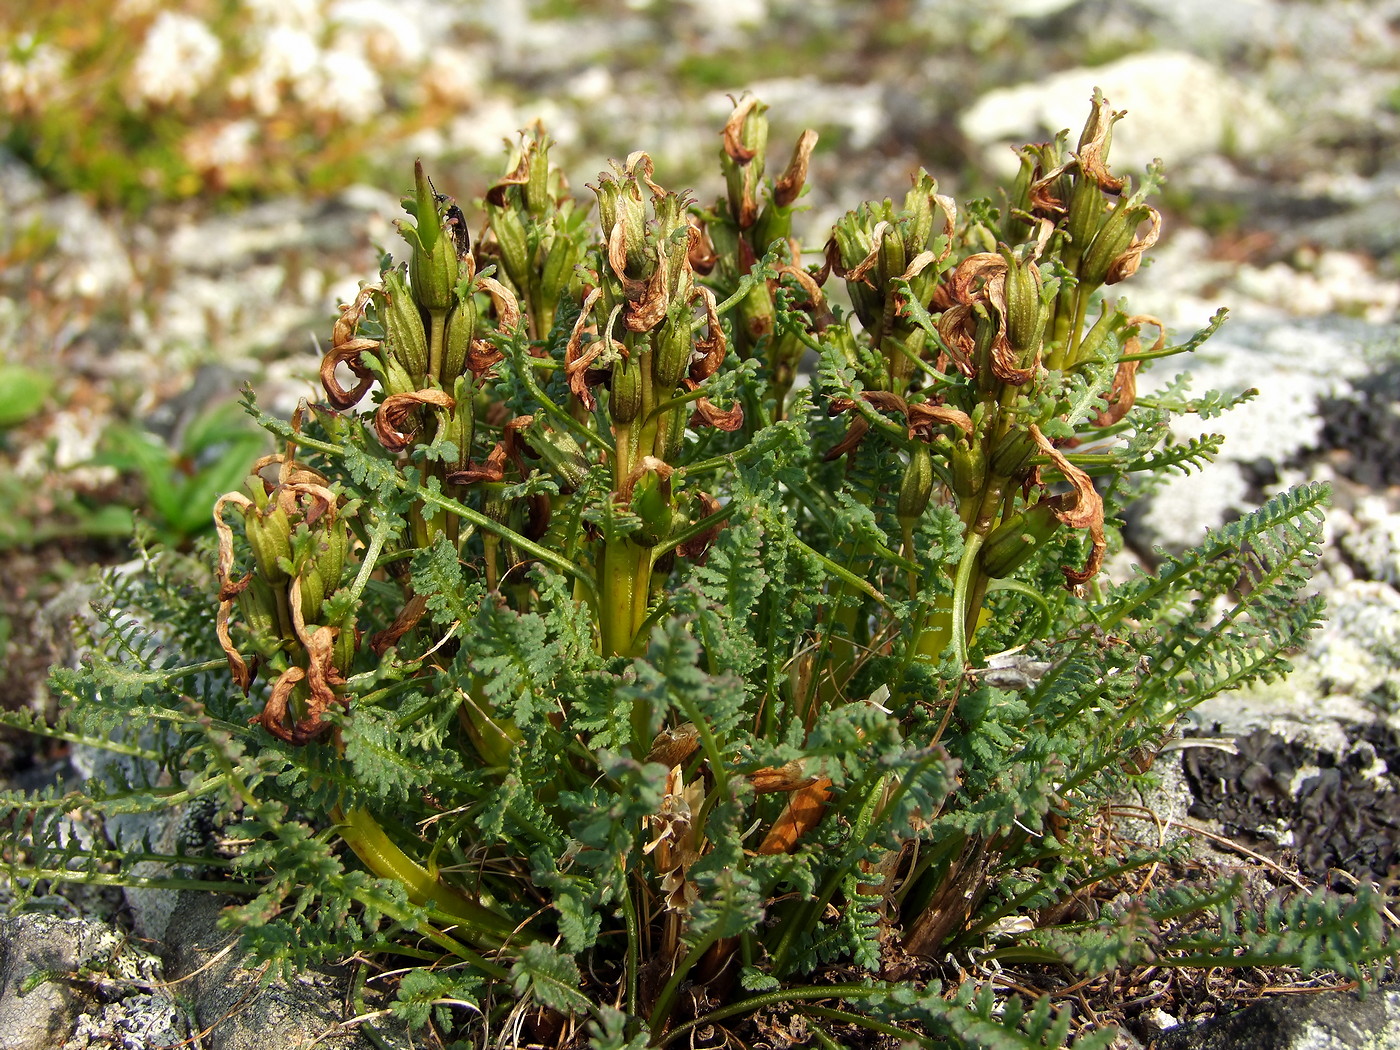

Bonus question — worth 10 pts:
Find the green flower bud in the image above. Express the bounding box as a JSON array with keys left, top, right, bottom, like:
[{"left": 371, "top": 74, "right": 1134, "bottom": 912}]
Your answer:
[
  {"left": 903, "top": 171, "right": 938, "bottom": 257},
  {"left": 1001, "top": 248, "right": 1047, "bottom": 358},
  {"left": 949, "top": 436, "right": 986, "bottom": 498},
  {"left": 877, "top": 221, "right": 908, "bottom": 288},
  {"left": 246, "top": 506, "right": 292, "bottom": 583},
  {"left": 444, "top": 375, "right": 475, "bottom": 471},
  {"left": 1080, "top": 196, "right": 1152, "bottom": 287},
  {"left": 978, "top": 499, "right": 1063, "bottom": 578},
  {"left": 333, "top": 614, "right": 357, "bottom": 674},
  {"left": 236, "top": 573, "right": 280, "bottom": 639},
  {"left": 299, "top": 565, "right": 326, "bottom": 623},
  {"left": 313, "top": 517, "right": 350, "bottom": 596},
  {"left": 653, "top": 311, "right": 694, "bottom": 391},
  {"left": 539, "top": 229, "right": 580, "bottom": 315},
  {"left": 721, "top": 94, "right": 768, "bottom": 230},
  {"left": 898, "top": 444, "right": 934, "bottom": 521},
  {"left": 989, "top": 427, "right": 1037, "bottom": 480},
  {"left": 661, "top": 403, "right": 687, "bottom": 462},
  {"left": 380, "top": 266, "right": 429, "bottom": 385},
  {"left": 630, "top": 464, "right": 672, "bottom": 547},
  {"left": 1065, "top": 175, "right": 1106, "bottom": 258},
  {"left": 610, "top": 352, "right": 642, "bottom": 424},
  {"left": 397, "top": 161, "right": 459, "bottom": 314},
  {"left": 442, "top": 291, "right": 478, "bottom": 382},
  {"left": 522, "top": 420, "right": 589, "bottom": 493},
  {"left": 488, "top": 202, "right": 532, "bottom": 295}
]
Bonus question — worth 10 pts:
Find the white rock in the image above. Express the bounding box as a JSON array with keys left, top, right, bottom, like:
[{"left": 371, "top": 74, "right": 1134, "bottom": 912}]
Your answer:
[{"left": 958, "top": 51, "right": 1285, "bottom": 174}]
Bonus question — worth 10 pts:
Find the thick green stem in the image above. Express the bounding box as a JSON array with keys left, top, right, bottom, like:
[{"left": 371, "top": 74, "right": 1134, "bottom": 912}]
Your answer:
[{"left": 334, "top": 806, "right": 517, "bottom": 946}]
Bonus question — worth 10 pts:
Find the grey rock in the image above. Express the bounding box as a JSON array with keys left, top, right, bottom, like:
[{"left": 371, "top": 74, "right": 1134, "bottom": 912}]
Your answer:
[
  {"left": 161, "top": 893, "right": 411, "bottom": 1050},
  {"left": 0, "top": 914, "right": 170, "bottom": 1050},
  {"left": 1153, "top": 986, "right": 1400, "bottom": 1050}
]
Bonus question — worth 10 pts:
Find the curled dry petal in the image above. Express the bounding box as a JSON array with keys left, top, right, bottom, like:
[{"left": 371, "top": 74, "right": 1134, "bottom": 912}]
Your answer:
[
  {"left": 446, "top": 440, "right": 507, "bottom": 485},
  {"left": 823, "top": 415, "right": 869, "bottom": 461},
  {"left": 213, "top": 492, "right": 255, "bottom": 600},
  {"left": 371, "top": 592, "right": 429, "bottom": 656},
  {"left": 467, "top": 340, "right": 504, "bottom": 378},
  {"left": 691, "top": 396, "right": 743, "bottom": 432},
  {"left": 1028, "top": 161, "right": 1071, "bottom": 215},
  {"left": 374, "top": 389, "right": 455, "bottom": 453},
  {"left": 1105, "top": 206, "right": 1161, "bottom": 284},
  {"left": 321, "top": 336, "right": 378, "bottom": 410},
  {"left": 748, "top": 760, "right": 818, "bottom": 793},
  {"left": 722, "top": 95, "right": 763, "bottom": 163},
  {"left": 990, "top": 339, "right": 1037, "bottom": 386},
  {"left": 1075, "top": 93, "right": 1128, "bottom": 194},
  {"left": 485, "top": 150, "right": 531, "bottom": 208},
  {"left": 1092, "top": 314, "right": 1161, "bottom": 427},
  {"left": 906, "top": 402, "right": 974, "bottom": 439},
  {"left": 757, "top": 777, "right": 833, "bottom": 855},
  {"left": 623, "top": 251, "right": 670, "bottom": 332},
  {"left": 686, "top": 216, "right": 718, "bottom": 275},
  {"left": 689, "top": 286, "right": 727, "bottom": 382},
  {"left": 675, "top": 491, "right": 725, "bottom": 565},
  {"left": 477, "top": 276, "right": 521, "bottom": 332},
  {"left": 773, "top": 128, "right": 818, "bottom": 208},
  {"left": 1030, "top": 425, "right": 1106, "bottom": 586},
  {"left": 565, "top": 288, "right": 605, "bottom": 409},
  {"left": 216, "top": 600, "right": 252, "bottom": 693},
  {"left": 646, "top": 722, "right": 700, "bottom": 768},
  {"left": 949, "top": 252, "right": 1007, "bottom": 305}
]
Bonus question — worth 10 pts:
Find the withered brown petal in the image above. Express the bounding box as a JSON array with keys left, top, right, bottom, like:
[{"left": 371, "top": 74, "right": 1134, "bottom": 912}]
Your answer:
[
  {"left": 374, "top": 389, "right": 456, "bottom": 453},
  {"left": 320, "top": 336, "right": 378, "bottom": 410},
  {"left": 906, "top": 402, "right": 974, "bottom": 438},
  {"left": 1030, "top": 425, "right": 1107, "bottom": 586},
  {"left": 691, "top": 397, "right": 743, "bottom": 432},
  {"left": 773, "top": 129, "right": 819, "bottom": 208},
  {"left": 1105, "top": 207, "right": 1162, "bottom": 285}
]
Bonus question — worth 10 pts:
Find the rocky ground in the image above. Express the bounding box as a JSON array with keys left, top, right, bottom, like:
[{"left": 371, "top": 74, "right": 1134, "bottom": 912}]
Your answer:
[{"left": 2, "top": 0, "right": 1399, "bottom": 1046}]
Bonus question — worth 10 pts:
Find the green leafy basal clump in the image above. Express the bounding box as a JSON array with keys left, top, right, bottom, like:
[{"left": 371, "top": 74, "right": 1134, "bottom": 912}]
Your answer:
[{"left": 6, "top": 95, "right": 1393, "bottom": 1048}]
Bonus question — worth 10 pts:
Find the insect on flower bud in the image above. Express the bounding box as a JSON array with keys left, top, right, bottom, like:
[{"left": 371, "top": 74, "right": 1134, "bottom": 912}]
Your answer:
[{"left": 397, "top": 161, "right": 460, "bottom": 314}]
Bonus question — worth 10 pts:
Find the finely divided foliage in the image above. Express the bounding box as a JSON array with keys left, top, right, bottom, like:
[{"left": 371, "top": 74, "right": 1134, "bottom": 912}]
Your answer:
[{"left": 3, "top": 96, "right": 1392, "bottom": 1048}]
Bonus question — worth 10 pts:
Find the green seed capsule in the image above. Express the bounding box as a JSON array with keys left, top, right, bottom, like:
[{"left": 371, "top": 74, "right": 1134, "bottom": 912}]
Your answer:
[
  {"left": 610, "top": 353, "right": 642, "bottom": 423},
  {"left": 489, "top": 203, "right": 532, "bottom": 295},
  {"left": 442, "top": 293, "right": 477, "bottom": 383},
  {"left": 237, "top": 574, "right": 280, "bottom": 639},
  {"left": 989, "top": 427, "right": 1037, "bottom": 480},
  {"left": 246, "top": 507, "right": 292, "bottom": 583},
  {"left": 380, "top": 267, "right": 429, "bottom": 385},
  {"left": 978, "top": 500, "right": 1062, "bottom": 578},
  {"left": 653, "top": 312, "right": 693, "bottom": 391},
  {"left": 950, "top": 437, "right": 986, "bottom": 498},
  {"left": 898, "top": 444, "right": 934, "bottom": 521}
]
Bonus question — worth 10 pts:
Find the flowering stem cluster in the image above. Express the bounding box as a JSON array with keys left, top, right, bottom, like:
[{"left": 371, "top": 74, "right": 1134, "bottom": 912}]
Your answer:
[{"left": 192, "top": 92, "right": 1329, "bottom": 1042}]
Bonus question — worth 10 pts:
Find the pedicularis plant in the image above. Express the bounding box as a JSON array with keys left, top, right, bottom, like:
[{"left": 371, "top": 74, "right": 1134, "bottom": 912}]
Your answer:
[{"left": 6, "top": 94, "right": 1394, "bottom": 1048}]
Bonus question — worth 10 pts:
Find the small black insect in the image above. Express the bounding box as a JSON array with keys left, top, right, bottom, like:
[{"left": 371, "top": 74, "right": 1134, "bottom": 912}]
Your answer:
[{"left": 427, "top": 174, "right": 471, "bottom": 258}]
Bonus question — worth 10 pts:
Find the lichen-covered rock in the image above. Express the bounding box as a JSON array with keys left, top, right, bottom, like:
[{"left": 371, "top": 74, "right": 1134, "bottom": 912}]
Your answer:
[
  {"left": 1154, "top": 985, "right": 1400, "bottom": 1050},
  {"left": 0, "top": 914, "right": 181, "bottom": 1050},
  {"left": 160, "top": 893, "right": 411, "bottom": 1050}
]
